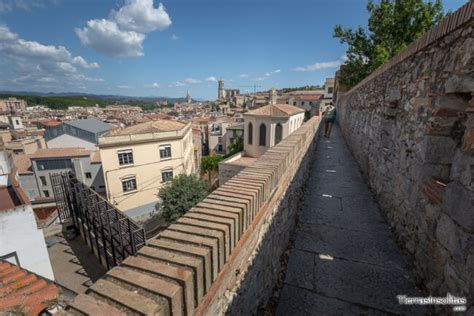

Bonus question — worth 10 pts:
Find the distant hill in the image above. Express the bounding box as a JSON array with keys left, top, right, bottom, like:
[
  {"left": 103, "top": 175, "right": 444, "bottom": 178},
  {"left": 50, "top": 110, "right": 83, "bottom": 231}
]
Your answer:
[{"left": 0, "top": 91, "right": 201, "bottom": 110}]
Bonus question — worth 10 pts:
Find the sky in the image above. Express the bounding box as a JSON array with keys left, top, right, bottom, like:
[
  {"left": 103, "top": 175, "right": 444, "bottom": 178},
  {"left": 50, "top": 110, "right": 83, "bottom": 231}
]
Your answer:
[{"left": 0, "top": 0, "right": 468, "bottom": 100}]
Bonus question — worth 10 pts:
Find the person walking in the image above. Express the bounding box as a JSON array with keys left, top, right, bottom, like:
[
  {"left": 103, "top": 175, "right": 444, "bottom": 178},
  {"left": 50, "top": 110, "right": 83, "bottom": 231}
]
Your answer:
[{"left": 322, "top": 102, "right": 336, "bottom": 138}]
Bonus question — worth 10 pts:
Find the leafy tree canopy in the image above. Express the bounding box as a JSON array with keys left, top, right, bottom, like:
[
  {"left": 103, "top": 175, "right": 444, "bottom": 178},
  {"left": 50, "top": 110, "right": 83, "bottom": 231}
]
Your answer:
[
  {"left": 157, "top": 174, "right": 208, "bottom": 222},
  {"left": 201, "top": 155, "right": 224, "bottom": 175},
  {"left": 334, "top": 0, "right": 444, "bottom": 89}
]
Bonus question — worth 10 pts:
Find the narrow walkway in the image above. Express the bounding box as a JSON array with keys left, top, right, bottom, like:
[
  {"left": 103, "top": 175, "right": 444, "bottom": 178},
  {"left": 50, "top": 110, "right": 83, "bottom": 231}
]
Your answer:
[{"left": 276, "top": 124, "right": 425, "bottom": 315}]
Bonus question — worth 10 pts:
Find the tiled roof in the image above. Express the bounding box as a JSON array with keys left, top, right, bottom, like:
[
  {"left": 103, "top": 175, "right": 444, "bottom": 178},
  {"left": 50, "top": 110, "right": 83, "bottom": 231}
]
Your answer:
[
  {"left": 38, "top": 120, "right": 62, "bottom": 127},
  {"left": 29, "top": 148, "right": 91, "bottom": 159},
  {"left": 0, "top": 260, "right": 59, "bottom": 315},
  {"left": 105, "top": 119, "right": 188, "bottom": 136},
  {"left": 12, "top": 155, "right": 32, "bottom": 174},
  {"left": 245, "top": 104, "right": 304, "bottom": 117}
]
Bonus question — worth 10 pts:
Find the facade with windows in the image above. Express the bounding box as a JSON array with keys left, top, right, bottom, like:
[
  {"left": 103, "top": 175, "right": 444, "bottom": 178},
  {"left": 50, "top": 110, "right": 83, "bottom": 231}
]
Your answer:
[
  {"left": 98, "top": 119, "right": 194, "bottom": 220},
  {"left": 29, "top": 148, "right": 106, "bottom": 200}
]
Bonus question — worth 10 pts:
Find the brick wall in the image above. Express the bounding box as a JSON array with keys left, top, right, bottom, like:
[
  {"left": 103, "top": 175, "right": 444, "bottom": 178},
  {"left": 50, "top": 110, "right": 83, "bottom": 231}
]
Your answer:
[
  {"left": 63, "top": 116, "right": 322, "bottom": 315},
  {"left": 337, "top": 2, "right": 474, "bottom": 312}
]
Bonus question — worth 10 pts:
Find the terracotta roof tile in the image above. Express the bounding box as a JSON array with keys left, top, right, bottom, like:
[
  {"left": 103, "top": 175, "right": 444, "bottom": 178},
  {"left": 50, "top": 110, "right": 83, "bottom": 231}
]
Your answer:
[
  {"left": 38, "top": 120, "right": 62, "bottom": 127},
  {"left": 245, "top": 104, "right": 304, "bottom": 116},
  {"left": 0, "top": 260, "right": 59, "bottom": 315},
  {"left": 105, "top": 119, "right": 187, "bottom": 136},
  {"left": 29, "top": 148, "right": 91, "bottom": 159}
]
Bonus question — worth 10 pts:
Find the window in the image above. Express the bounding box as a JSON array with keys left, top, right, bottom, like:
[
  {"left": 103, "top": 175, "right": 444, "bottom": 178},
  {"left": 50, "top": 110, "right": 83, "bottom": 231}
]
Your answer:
[
  {"left": 85, "top": 172, "right": 92, "bottom": 179},
  {"left": 259, "top": 123, "right": 266, "bottom": 146},
  {"left": 118, "top": 150, "right": 133, "bottom": 166},
  {"left": 293, "top": 102, "right": 296, "bottom": 105},
  {"left": 310, "top": 101, "right": 313, "bottom": 105},
  {"left": 162, "top": 169, "right": 173, "bottom": 182},
  {"left": 275, "top": 123, "right": 283, "bottom": 145},
  {"left": 122, "top": 177, "right": 137, "bottom": 193},
  {"left": 40, "top": 176, "right": 47, "bottom": 186},
  {"left": 36, "top": 159, "right": 72, "bottom": 171},
  {"left": 248, "top": 123, "right": 253, "bottom": 145},
  {"left": 160, "top": 144, "right": 172, "bottom": 159},
  {"left": 328, "top": 87, "right": 334, "bottom": 94},
  {"left": 43, "top": 190, "right": 50, "bottom": 197},
  {"left": 15, "top": 119, "right": 19, "bottom": 125}
]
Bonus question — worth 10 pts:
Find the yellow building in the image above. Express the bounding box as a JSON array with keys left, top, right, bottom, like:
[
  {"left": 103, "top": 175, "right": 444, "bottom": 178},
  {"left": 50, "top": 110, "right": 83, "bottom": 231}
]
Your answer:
[{"left": 98, "top": 119, "right": 194, "bottom": 220}]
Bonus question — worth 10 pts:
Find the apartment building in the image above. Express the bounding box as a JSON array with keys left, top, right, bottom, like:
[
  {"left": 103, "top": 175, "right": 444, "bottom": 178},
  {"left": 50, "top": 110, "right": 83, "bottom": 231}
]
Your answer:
[
  {"left": 29, "top": 148, "right": 105, "bottom": 200},
  {"left": 0, "top": 97, "right": 27, "bottom": 112},
  {"left": 98, "top": 119, "right": 194, "bottom": 219}
]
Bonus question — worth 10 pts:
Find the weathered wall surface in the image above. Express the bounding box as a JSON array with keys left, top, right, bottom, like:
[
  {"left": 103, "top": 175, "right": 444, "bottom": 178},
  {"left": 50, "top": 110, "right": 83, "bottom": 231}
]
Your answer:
[{"left": 337, "top": 3, "right": 474, "bottom": 310}]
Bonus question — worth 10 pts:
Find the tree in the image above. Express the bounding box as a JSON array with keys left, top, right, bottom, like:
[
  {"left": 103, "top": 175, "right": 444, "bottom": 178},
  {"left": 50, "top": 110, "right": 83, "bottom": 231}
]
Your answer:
[
  {"left": 201, "top": 155, "right": 224, "bottom": 182},
  {"left": 334, "top": 0, "right": 444, "bottom": 89},
  {"left": 304, "top": 110, "right": 311, "bottom": 122},
  {"left": 157, "top": 174, "right": 208, "bottom": 222},
  {"left": 225, "top": 136, "right": 243, "bottom": 158}
]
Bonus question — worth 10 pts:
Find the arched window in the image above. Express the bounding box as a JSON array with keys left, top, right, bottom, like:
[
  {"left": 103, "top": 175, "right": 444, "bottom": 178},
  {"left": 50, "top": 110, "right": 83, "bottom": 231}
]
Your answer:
[
  {"left": 275, "top": 123, "right": 282, "bottom": 145},
  {"left": 259, "top": 123, "right": 266, "bottom": 146},
  {"left": 248, "top": 122, "right": 253, "bottom": 145}
]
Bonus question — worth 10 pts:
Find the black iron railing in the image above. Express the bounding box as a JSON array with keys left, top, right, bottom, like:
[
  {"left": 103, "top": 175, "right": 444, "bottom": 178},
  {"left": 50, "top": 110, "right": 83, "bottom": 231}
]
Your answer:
[{"left": 50, "top": 172, "right": 146, "bottom": 269}]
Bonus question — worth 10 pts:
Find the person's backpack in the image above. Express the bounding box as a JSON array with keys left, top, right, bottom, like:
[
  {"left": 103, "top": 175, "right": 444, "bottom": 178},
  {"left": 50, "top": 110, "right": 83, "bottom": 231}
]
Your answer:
[{"left": 326, "top": 106, "right": 336, "bottom": 120}]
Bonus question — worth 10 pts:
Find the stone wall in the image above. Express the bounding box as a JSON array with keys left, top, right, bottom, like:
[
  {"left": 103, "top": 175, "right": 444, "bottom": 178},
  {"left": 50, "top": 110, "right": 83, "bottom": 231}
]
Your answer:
[
  {"left": 63, "top": 116, "right": 322, "bottom": 315},
  {"left": 337, "top": 2, "right": 474, "bottom": 311}
]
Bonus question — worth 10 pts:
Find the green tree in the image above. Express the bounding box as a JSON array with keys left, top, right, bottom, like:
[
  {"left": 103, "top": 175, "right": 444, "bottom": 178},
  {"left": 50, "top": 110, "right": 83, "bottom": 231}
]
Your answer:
[
  {"left": 334, "top": 0, "right": 444, "bottom": 89},
  {"left": 201, "top": 155, "right": 224, "bottom": 182},
  {"left": 157, "top": 174, "right": 208, "bottom": 222},
  {"left": 304, "top": 110, "right": 311, "bottom": 122},
  {"left": 225, "top": 136, "right": 243, "bottom": 158}
]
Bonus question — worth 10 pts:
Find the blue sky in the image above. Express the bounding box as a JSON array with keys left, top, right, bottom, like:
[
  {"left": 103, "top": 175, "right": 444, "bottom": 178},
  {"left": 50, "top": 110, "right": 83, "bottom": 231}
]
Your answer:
[{"left": 0, "top": 0, "right": 467, "bottom": 100}]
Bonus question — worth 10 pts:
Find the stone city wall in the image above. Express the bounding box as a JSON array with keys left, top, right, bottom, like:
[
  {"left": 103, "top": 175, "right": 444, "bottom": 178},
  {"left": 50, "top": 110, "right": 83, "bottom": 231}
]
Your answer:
[
  {"left": 63, "top": 116, "right": 322, "bottom": 315},
  {"left": 337, "top": 2, "right": 474, "bottom": 311}
]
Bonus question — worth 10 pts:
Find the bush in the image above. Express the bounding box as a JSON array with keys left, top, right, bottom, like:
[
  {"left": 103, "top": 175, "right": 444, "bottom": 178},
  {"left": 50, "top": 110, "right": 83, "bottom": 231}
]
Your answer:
[{"left": 156, "top": 174, "right": 208, "bottom": 222}]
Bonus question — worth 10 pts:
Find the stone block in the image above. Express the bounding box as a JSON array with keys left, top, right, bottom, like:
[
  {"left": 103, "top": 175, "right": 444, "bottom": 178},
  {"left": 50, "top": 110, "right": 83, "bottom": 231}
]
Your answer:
[
  {"left": 108, "top": 267, "right": 184, "bottom": 316},
  {"left": 434, "top": 95, "right": 469, "bottom": 112},
  {"left": 387, "top": 87, "right": 401, "bottom": 107},
  {"left": 445, "top": 75, "right": 474, "bottom": 94},
  {"left": 423, "top": 135, "right": 457, "bottom": 164},
  {"left": 443, "top": 182, "right": 474, "bottom": 232},
  {"left": 88, "top": 279, "right": 166, "bottom": 315},
  {"left": 435, "top": 213, "right": 459, "bottom": 250}
]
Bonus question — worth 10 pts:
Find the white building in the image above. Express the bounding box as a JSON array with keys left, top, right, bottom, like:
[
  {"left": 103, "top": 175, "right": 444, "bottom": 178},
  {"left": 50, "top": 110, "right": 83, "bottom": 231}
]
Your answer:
[
  {"left": 0, "top": 173, "right": 55, "bottom": 280},
  {"left": 219, "top": 90, "right": 305, "bottom": 184}
]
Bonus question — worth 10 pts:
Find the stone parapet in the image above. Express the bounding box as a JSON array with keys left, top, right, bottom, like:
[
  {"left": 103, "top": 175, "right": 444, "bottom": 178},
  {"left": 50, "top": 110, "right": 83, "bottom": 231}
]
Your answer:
[{"left": 64, "top": 116, "right": 322, "bottom": 315}]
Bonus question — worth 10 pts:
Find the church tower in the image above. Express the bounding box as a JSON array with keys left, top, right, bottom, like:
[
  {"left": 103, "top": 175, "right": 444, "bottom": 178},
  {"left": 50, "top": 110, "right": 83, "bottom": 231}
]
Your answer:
[
  {"left": 186, "top": 90, "right": 192, "bottom": 103},
  {"left": 218, "top": 79, "right": 226, "bottom": 100}
]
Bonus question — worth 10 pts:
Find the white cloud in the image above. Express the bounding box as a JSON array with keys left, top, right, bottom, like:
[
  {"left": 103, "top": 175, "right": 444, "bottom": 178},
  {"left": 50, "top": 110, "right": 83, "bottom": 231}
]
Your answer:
[
  {"left": 75, "top": 0, "right": 171, "bottom": 57},
  {"left": 113, "top": 0, "right": 171, "bottom": 33},
  {"left": 117, "top": 84, "right": 134, "bottom": 89},
  {"left": 171, "top": 34, "right": 179, "bottom": 40},
  {"left": 239, "top": 74, "right": 249, "bottom": 79},
  {"left": 265, "top": 69, "right": 281, "bottom": 77},
  {"left": 205, "top": 76, "right": 217, "bottom": 82},
  {"left": 146, "top": 82, "right": 160, "bottom": 88},
  {"left": 73, "top": 56, "right": 99, "bottom": 69},
  {"left": 0, "top": 0, "right": 60, "bottom": 12},
  {"left": 184, "top": 78, "right": 201, "bottom": 84},
  {"left": 0, "top": 24, "right": 102, "bottom": 90},
  {"left": 292, "top": 56, "right": 347, "bottom": 72},
  {"left": 168, "top": 81, "right": 185, "bottom": 88},
  {"left": 75, "top": 19, "right": 145, "bottom": 58}
]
